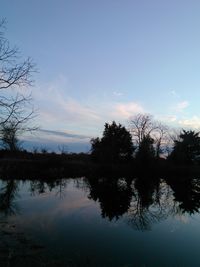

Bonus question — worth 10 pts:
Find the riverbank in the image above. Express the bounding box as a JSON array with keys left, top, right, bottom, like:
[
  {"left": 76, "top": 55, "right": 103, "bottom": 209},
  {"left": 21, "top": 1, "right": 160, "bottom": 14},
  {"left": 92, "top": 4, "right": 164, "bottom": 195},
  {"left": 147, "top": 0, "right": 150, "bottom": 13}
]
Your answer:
[{"left": 1, "top": 150, "right": 200, "bottom": 180}]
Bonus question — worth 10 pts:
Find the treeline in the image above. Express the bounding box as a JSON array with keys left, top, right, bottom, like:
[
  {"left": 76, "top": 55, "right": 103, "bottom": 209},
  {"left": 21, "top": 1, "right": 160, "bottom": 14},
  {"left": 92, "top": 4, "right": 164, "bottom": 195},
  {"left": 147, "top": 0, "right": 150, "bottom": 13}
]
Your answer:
[
  {"left": 1, "top": 113, "right": 200, "bottom": 172},
  {"left": 91, "top": 114, "right": 200, "bottom": 166}
]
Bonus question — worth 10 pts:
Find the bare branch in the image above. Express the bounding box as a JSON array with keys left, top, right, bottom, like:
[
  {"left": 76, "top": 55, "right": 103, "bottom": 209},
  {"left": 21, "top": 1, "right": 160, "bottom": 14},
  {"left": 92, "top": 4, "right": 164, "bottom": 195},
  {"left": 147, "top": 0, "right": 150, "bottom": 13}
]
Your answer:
[
  {"left": 0, "top": 21, "right": 37, "bottom": 150},
  {"left": 129, "top": 113, "right": 170, "bottom": 158}
]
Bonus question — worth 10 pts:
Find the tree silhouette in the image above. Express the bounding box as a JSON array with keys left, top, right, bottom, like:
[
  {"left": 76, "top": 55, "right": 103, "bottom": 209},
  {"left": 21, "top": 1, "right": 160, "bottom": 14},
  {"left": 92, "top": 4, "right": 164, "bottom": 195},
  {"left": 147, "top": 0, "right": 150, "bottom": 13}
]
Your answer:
[
  {"left": 136, "top": 135, "right": 155, "bottom": 165},
  {"left": 91, "top": 121, "right": 134, "bottom": 163},
  {"left": 1, "top": 121, "right": 20, "bottom": 151},
  {"left": 129, "top": 113, "right": 169, "bottom": 158},
  {"left": 169, "top": 130, "right": 200, "bottom": 164},
  {"left": 0, "top": 96, "right": 36, "bottom": 151},
  {"left": 0, "top": 19, "right": 36, "bottom": 150}
]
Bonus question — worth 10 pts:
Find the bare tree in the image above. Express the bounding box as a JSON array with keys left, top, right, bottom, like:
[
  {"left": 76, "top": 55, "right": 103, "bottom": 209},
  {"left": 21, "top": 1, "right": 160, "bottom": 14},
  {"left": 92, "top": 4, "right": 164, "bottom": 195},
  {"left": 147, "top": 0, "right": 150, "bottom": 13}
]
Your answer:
[
  {"left": 0, "top": 19, "right": 36, "bottom": 150},
  {"left": 0, "top": 19, "right": 34, "bottom": 91},
  {"left": 151, "top": 122, "right": 169, "bottom": 158},
  {"left": 0, "top": 94, "right": 37, "bottom": 151},
  {"left": 129, "top": 114, "right": 157, "bottom": 145},
  {"left": 129, "top": 114, "right": 169, "bottom": 158}
]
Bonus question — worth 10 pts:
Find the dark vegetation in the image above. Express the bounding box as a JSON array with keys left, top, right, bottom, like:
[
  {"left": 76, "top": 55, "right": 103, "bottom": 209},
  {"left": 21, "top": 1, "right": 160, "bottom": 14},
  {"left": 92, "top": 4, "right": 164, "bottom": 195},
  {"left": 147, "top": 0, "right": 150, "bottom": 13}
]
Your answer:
[
  {"left": 1, "top": 114, "right": 198, "bottom": 180},
  {"left": 91, "top": 121, "right": 134, "bottom": 163},
  {"left": 0, "top": 121, "right": 200, "bottom": 179}
]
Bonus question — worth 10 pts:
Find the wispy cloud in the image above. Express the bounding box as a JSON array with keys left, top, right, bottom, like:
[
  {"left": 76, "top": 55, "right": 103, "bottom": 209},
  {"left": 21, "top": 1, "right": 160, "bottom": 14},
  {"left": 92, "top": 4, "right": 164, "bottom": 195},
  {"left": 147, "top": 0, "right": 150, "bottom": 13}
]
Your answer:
[
  {"left": 167, "top": 115, "right": 177, "bottom": 122},
  {"left": 58, "top": 97, "right": 101, "bottom": 122},
  {"left": 178, "top": 116, "right": 200, "bottom": 129},
  {"left": 112, "top": 102, "right": 144, "bottom": 119},
  {"left": 159, "top": 115, "right": 177, "bottom": 123},
  {"left": 39, "top": 129, "right": 91, "bottom": 140},
  {"left": 32, "top": 79, "right": 102, "bottom": 134},
  {"left": 173, "top": 101, "right": 189, "bottom": 112},
  {"left": 22, "top": 128, "right": 91, "bottom": 152},
  {"left": 32, "top": 78, "right": 146, "bottom": 134}
]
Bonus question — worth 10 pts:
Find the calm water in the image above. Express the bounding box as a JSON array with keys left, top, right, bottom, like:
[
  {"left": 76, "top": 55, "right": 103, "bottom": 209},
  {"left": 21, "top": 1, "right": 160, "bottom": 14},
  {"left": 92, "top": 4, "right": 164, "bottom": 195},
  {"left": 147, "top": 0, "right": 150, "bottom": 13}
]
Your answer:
[{"left": 1, "top": 176, "right": 200, "bottom": 267}]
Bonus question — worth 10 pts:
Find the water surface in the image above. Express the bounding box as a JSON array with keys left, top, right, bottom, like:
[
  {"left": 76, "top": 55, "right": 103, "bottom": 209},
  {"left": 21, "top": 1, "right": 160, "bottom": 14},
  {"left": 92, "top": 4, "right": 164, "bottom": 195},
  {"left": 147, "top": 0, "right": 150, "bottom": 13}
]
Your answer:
[{"left": 1, "top": 176, "right": 200, "bottom": 267}]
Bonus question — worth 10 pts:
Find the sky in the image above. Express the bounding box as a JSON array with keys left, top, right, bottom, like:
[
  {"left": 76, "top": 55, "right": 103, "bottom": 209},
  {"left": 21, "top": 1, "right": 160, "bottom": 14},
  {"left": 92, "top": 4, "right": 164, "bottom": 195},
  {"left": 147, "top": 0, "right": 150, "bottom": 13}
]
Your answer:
[{"left": 2, "top": 0, "right": 200, "bottom": 152}]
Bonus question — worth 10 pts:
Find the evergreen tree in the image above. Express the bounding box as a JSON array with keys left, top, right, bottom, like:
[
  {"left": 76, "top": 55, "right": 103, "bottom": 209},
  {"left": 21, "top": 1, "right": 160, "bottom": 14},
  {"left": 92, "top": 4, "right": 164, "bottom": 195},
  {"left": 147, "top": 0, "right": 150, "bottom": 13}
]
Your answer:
[
  {"left": 136, "top": 135, "right": 155, "bottom": 165},
  {"left": 91, "top": 121, "right": 134, "bottom": 163},
  {"left": 169, "top": 130, "right": 200, "bottom": 164}
]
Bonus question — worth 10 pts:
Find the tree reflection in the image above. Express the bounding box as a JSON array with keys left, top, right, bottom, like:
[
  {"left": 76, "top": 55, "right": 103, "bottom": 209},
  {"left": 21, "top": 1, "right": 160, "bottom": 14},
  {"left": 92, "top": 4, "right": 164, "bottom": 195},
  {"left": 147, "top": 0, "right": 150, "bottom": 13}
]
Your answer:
[
  {"left": 30, "top": 180, "right": 47, "bottom": 195},
  {"left": 0, "top": 178, "right": 70, "bottom": 218},
  {"left": 87, "top": 177, "right": 133, "bottom": 220},
  {"left": 0, "top": 180, "right": 19, "bottom": 216},
  {"left": 30, "top": 179, "right": 68, "bottom": 198},
  {"left": 127, "top": 177, "right": 170, "bottom": 231},
  {"left": 167, "top": 177, "right": 200, "bottom": 215},
  {"left": 1, "top": 174, "right": 200, "bottom": 231},
  {"left": 86, "top": 175, "right": 173, "bottom": 231}
]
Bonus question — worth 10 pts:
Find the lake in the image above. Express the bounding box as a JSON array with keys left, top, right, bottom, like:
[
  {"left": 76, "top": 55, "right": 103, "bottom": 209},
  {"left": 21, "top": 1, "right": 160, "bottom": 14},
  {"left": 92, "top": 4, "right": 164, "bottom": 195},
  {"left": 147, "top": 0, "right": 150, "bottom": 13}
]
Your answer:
[{"left": 1, "top": 176, "right": 200, "bottom": 267}]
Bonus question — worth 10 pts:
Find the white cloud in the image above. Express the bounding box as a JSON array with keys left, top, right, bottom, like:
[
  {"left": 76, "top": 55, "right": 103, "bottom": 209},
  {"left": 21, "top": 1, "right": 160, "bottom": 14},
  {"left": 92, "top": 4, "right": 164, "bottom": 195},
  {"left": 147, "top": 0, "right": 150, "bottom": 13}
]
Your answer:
[
  {"left": 158, "top": 115, "right": 177, "bottom": 123},
  {"left": 112, "top": 102, "right": 144, "bottom": 119},
  {"left": 178, "top": 116, "right": 200, "bottom": 129},
  {"left": 167, "top": 115, "right": 177, "bottom": 122},
  {"left": 173, "top": 101, "right": 189, "bottom": 112}
]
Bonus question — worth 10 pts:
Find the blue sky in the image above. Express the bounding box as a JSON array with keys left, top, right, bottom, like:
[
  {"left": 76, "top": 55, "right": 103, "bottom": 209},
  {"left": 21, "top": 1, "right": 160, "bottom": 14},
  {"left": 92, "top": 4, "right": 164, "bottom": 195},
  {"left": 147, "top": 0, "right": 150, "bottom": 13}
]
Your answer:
[{"left": 2, "top": 0, "right": 200, "bottom": 152}]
